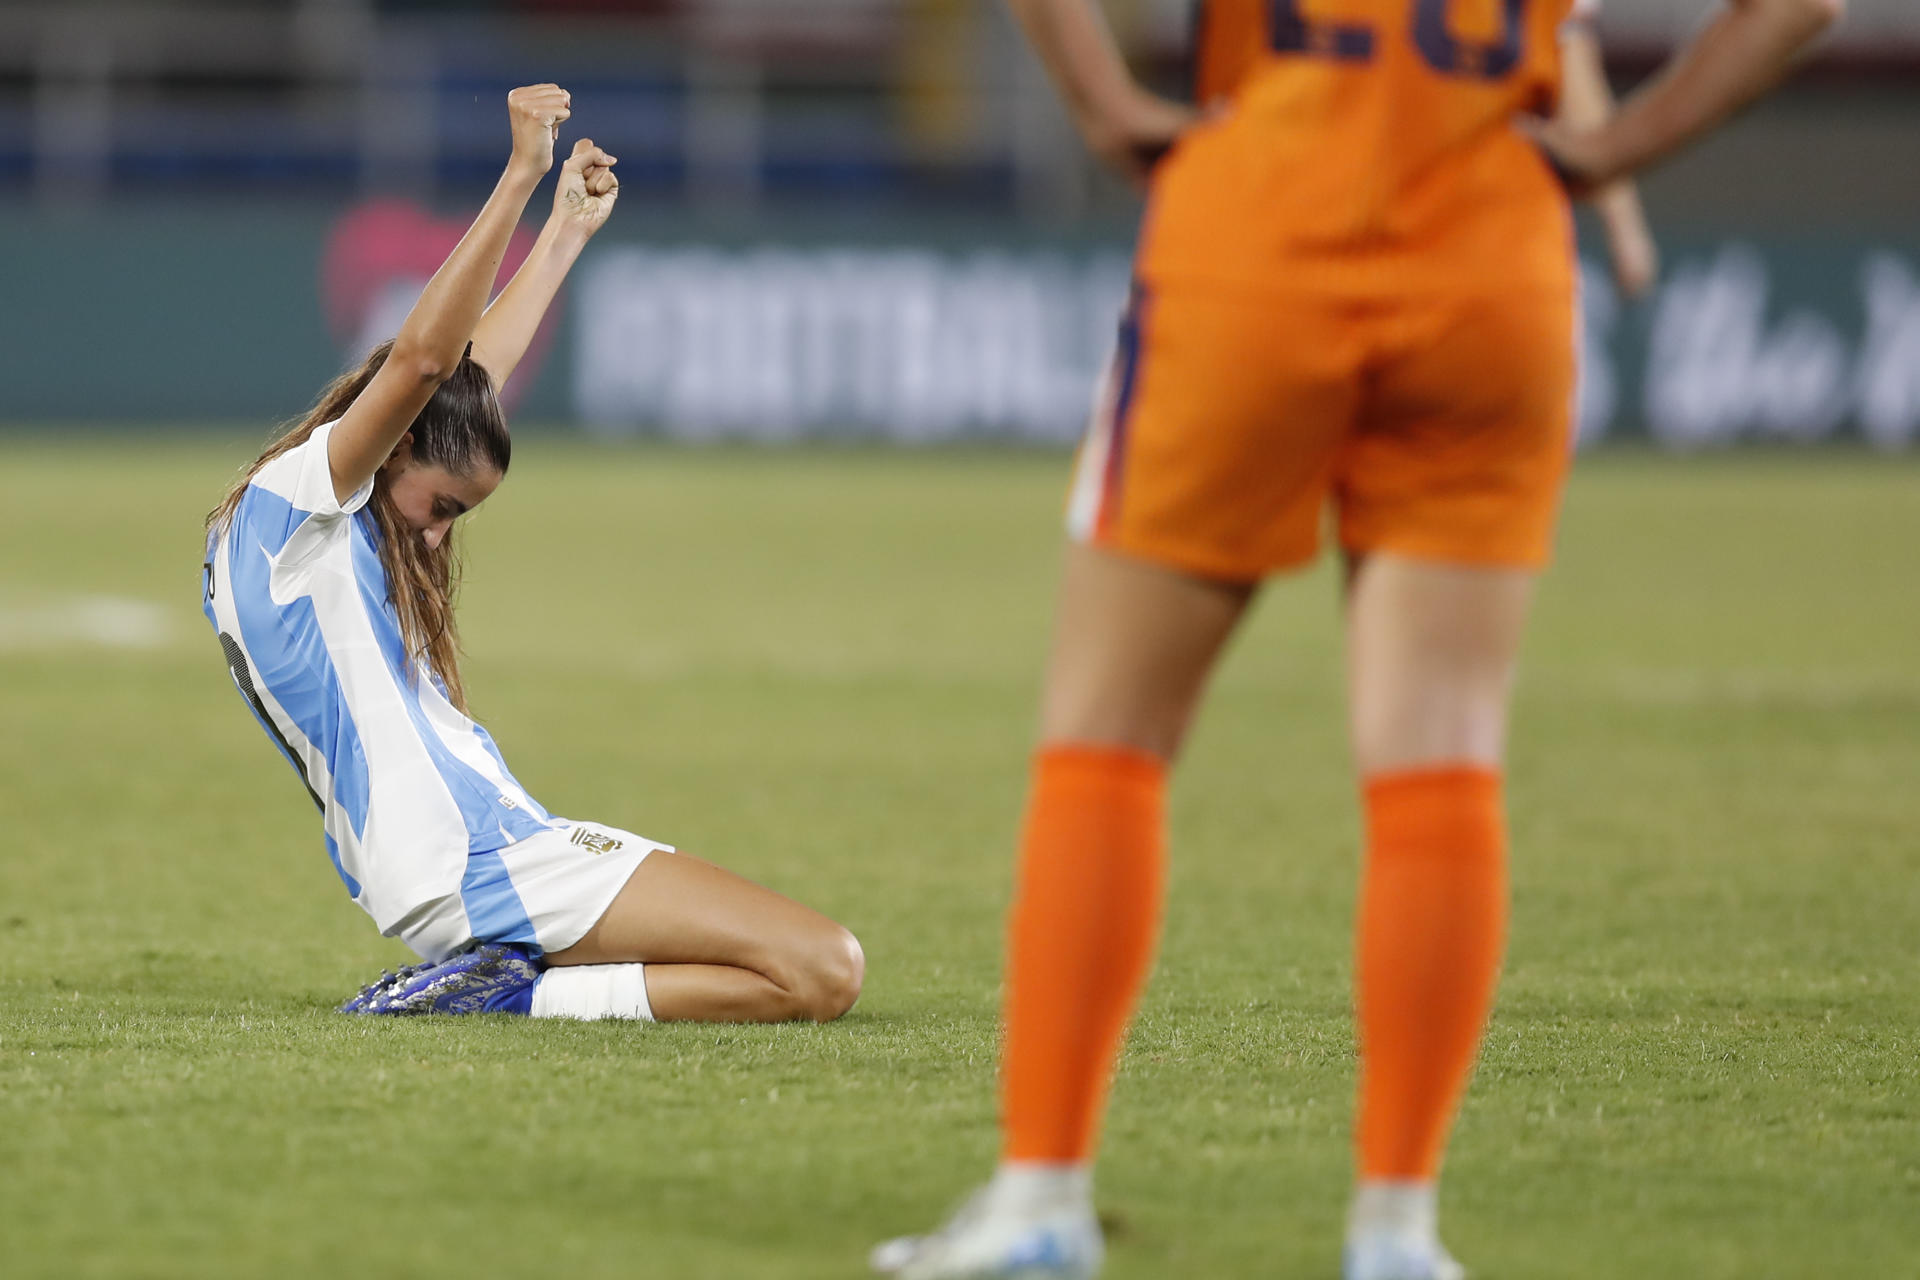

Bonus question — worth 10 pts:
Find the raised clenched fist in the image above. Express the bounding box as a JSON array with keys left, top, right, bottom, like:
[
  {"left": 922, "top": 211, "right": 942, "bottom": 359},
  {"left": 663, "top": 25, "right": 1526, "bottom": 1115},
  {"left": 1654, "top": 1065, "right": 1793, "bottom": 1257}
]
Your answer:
[
  {"left": 554, "top": 137, "right": 620, "bottom": 236},
  {"left": 507, "top": 84, "right": 572, "bottom": 177}
]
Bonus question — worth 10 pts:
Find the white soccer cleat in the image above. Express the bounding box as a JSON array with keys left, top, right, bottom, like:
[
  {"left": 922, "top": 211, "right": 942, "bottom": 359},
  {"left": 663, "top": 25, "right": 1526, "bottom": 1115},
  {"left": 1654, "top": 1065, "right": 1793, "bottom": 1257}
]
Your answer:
[
  {"left": 871, "top": 1183, "right": 1104, "bottom": 1279},
  {"left": 1343, "top": 1229, "right": 1467, "bottom": 1280}
]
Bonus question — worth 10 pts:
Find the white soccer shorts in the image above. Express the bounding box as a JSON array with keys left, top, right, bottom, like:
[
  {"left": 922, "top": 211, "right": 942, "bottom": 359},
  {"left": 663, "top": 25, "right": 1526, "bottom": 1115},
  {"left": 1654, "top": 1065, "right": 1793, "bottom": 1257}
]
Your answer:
[{"left": 393, "top": 821, "right": 670, "bottom": 962}]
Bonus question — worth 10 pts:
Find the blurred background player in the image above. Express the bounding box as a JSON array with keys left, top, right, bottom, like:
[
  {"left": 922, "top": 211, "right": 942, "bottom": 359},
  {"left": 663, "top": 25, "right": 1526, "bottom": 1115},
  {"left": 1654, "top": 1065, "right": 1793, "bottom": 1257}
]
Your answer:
[
  {"left": 874, "top": 1, "right": 1840, "bottom": 1278},
  {"left": 203, "top": 85, "right": 864, "bottom": 1025},
  {"left": 1560, "top": 1, "right": 1659, "bottom": 299}
]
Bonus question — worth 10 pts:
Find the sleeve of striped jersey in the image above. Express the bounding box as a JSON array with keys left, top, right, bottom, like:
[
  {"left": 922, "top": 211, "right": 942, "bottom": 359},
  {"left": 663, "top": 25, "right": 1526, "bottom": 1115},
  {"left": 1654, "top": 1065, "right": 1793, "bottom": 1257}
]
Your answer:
[{"left": 289, "top": 421, "right": 375, "bottom": 518}]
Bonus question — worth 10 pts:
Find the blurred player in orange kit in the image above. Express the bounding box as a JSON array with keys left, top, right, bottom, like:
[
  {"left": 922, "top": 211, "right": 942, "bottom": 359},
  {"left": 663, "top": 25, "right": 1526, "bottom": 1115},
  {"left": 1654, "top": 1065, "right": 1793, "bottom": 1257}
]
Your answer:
[{"left": 872, "top": 2, "right": 1841, "bottom": 1278}]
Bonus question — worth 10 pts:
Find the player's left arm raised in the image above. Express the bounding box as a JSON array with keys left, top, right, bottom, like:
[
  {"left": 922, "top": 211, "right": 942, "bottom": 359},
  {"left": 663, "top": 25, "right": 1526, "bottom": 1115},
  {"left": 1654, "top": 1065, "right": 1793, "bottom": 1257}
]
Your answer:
[{"left": 469, "top": 138, "right": 620, "bottom": 393}]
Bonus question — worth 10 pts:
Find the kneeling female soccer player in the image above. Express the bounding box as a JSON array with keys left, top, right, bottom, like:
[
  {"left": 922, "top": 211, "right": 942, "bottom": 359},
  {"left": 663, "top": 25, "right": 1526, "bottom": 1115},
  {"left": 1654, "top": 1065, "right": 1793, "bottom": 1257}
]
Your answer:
[{"left": 203, "top": 86, "right": 863, "bottom": 1023}]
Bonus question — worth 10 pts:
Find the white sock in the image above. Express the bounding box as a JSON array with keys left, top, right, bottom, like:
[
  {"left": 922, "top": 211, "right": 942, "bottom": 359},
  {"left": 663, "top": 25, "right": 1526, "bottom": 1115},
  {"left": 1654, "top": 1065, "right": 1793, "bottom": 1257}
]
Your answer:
[
  {"left": 990, "top": 1161, "right": 1093, "bottom": 1211},
  {"left": 529, "top": 963, "right": 654, "bottom": 1021},
  {"left": 1349, "top": 1180, "right": 1438, "bottom": 1241}
]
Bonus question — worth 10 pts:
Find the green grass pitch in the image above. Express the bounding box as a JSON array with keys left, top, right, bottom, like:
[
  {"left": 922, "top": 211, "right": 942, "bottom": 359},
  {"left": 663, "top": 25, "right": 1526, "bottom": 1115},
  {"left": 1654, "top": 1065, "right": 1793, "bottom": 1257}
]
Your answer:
[{"left": 0, "top": 438, "right": 1915, "bottom": 1278}]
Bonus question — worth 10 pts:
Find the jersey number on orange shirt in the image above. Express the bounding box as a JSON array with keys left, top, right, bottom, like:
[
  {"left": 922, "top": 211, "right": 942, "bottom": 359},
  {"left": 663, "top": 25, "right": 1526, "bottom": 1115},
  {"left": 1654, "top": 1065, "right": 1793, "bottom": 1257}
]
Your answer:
[{"left": 1271, "top": 0, "right": 1529, "bottom": 80}]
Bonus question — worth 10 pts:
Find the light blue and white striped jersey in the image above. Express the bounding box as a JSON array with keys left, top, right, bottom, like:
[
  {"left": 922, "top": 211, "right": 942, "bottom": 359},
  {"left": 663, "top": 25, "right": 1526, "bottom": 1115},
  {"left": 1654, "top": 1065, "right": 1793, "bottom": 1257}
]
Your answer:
[{"left": 203, "top": 422, "right": 561, "bottom": 933}]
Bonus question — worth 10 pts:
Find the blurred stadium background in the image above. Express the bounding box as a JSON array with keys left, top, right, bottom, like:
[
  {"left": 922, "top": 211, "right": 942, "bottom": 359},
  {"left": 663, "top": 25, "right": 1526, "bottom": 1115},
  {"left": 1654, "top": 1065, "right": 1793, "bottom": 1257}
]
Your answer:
[
  {"left": 3, "top": 6, "right": 1918, "bottom": 1278},
  {"left": 2, "top": 0, "right": 1918, "bottom": 444}
]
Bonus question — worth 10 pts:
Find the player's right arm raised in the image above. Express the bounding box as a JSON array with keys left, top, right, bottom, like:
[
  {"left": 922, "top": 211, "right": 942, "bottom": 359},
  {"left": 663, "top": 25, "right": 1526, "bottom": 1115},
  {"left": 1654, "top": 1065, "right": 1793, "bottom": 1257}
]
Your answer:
[
  {"left": 325, "top": 84, "right": 572, "bottom": 503},
  {"left": 1533, "top": 0, "right": 1844, "bottom": 190},
  {"left": 1004, "top": 0, "right": 1199, "bottom": 184}
]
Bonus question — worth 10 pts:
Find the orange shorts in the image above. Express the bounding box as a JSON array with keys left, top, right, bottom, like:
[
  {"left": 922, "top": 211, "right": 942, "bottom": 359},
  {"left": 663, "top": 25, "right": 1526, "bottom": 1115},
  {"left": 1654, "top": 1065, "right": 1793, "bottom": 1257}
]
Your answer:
[{"left": 1066, "top": 282, "right": 1578, "bottom": 579}]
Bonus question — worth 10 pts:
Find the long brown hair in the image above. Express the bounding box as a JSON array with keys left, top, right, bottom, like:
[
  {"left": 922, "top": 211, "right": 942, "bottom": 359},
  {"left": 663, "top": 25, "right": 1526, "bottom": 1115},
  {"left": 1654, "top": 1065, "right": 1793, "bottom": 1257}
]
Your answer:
[{"left": 208, "top": 342, "right": 511, "bottom": 712}]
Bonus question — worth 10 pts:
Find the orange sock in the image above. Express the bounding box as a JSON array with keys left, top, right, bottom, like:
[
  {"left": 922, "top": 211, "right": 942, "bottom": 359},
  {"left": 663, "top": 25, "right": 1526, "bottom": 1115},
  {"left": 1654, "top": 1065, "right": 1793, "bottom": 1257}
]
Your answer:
[
  {"left": 1355, "top": 766, "right": 1509, "bottom": 1181},
  {"left": 1001, "top": 744, "right": 1169, "bottom": 1164}
]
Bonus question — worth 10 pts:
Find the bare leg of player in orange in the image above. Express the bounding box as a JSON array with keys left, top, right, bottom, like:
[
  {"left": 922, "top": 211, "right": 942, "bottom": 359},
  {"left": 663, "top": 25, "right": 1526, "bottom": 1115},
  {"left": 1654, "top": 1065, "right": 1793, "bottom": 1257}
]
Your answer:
[
  {"left": 871, "top": 545, "right": 1249, "bottom": 1277},
  {"left": 1343, "top": 553, "right": 1534, "bottom": 1274},
  {"left": 1003, "top": 546, "right": 1252, "bottom": 1163}
]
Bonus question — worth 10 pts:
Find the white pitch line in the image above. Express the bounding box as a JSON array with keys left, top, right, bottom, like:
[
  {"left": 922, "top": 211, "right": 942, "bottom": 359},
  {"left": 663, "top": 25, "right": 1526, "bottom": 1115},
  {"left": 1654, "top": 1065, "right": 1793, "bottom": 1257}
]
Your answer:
[{"left": 0, "top": 594, "right": 177, "bottom": 652}]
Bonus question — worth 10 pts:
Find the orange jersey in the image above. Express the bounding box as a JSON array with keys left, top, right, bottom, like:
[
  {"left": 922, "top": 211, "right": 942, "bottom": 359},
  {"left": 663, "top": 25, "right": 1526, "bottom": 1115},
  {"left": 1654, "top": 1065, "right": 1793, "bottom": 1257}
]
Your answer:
[{"left": 1145, "top": 0, "right": 1578, "bottom": 297}]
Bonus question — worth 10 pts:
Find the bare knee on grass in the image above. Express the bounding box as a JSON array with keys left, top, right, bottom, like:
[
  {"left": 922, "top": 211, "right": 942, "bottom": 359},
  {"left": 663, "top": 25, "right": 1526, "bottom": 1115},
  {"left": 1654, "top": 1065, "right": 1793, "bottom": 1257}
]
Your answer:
[
  {"left": 547, "top": 849, "right": 864, "bottom": 1022},
  {"left": 763, "top": 922, "right": 865, "bottom": 1023}
]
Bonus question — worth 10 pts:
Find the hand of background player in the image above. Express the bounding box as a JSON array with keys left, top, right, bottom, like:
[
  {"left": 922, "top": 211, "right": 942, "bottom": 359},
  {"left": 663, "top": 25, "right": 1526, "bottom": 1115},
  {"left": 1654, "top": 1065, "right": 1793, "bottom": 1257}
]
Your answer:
[
  {"left": 1523, "top": 117, "right": 1623, "bottom": 197},
  {"left": 1599, "top": 196, "right": 1660, "bottom": 299},
  {"left": 553, "top": 138, "right": 619, "bottom": 236},
  {"left": 1525, "top": 116, "right": 1661, "bottom": 300},
  {"left": 1076, "top": 84, "right": 1201, "bottom": 187},
  {"left": 507, "top": 84, "right": 572, "bottom": 178}
]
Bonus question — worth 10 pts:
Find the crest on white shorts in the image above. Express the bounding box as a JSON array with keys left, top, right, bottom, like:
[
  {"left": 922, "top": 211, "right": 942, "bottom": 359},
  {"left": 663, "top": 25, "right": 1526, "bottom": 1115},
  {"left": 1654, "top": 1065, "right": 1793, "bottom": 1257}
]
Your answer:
[{"left": 569, "top": 827, "right": 624, "bottom": 856}]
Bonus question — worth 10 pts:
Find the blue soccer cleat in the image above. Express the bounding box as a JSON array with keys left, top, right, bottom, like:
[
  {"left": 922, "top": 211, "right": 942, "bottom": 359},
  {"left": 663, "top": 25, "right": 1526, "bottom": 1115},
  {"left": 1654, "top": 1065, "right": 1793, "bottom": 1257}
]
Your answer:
[
  {"left": 871, "top": 1182, "right": 1103, "bottom": 1279},
  {"left": 338, "top": 958, "right": 437, "bottom": 1014},
  {"left": 339, "top": 942, "right": 543, "bottom": 1016}
]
